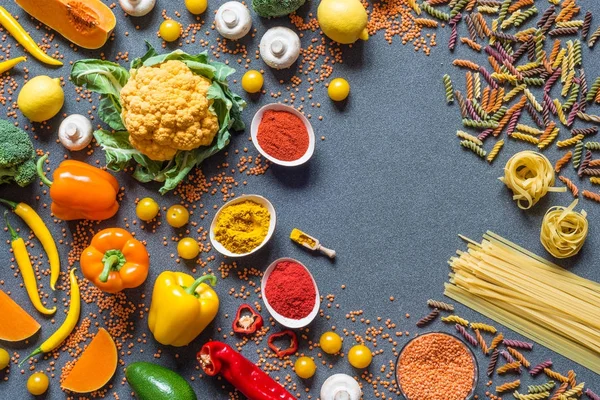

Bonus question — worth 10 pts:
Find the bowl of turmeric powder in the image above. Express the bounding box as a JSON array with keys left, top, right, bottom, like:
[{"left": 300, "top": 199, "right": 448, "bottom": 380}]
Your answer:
[{"left": 209, "top": 194, "right": 276, "bottom": 257}]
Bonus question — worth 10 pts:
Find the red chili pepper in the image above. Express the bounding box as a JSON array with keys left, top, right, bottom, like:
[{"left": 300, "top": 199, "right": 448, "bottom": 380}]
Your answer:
[
  {"left": 232, "top": 303, "right": 263, "bottom": 334},
  {"left": 198, "top": 341, "right": 295, "bottom": 400},
  {"left": 267, "top": 330, "right": 298, "bottom": 358}
]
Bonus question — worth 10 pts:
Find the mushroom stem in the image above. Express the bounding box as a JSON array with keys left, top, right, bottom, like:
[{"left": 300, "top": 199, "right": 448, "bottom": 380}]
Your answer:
[
  {"left": 222, "top": 9, "right": 238, "bottom": 27},
  {"left": 65, "top": 123, "right": 80, "bottom": 141},
  {"left": 333, "top": 390, "right": 351, "bottom": 400}
]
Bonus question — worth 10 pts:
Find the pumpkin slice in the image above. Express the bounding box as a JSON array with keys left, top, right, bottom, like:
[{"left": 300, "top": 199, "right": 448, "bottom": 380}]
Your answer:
[
  {"left": 61, "top": 328, "right": 118, "bottom": 393},
  {"left": 0, "top": 290, "right": 40, "bottom": 342},
  {"left": 15, "top": 0, "right": 116, "bottom": 49}
]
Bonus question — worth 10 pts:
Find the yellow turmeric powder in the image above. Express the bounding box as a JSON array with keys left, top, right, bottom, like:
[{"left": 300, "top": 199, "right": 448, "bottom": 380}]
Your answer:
[
  {"left": 290, "top": 228, "right": 316, "bottom": 248},
  {"left": 214, "top": 200, "right": 270, "bottom": 254}
]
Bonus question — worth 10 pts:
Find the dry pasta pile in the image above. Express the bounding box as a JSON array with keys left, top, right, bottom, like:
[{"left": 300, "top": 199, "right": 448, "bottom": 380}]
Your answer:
[
  {"left": 444, "top": 231, "right": 600, "bottom": 374},
  {"left": 424, "top": 0, "right": 600, "bottom": 203},
  {"left": 540, "top": 198, "right": 588, "bottom": 258},
  {"left": 499, "top": 150, "right": 565, "bottom": 209}
]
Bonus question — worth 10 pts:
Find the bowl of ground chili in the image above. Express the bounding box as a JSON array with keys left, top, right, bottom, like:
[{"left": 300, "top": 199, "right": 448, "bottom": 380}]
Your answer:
[
  {"left": 251, "top": 104, "right": 315, "bottom": 166},
  {"left": 209, "top": 194, "right": 276, "bottom": 257},
  {"left": 261, "top": 257, "right": 320, "bottom": 329},
  {"left": 396, "top": 332, "right": 478, "bottom": 400}
]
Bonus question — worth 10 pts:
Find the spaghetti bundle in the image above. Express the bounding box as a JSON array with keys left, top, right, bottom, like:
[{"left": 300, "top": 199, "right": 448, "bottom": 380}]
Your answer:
[
  {"left": 445, "top": 232, "right": 600, "bottom": 374},
  {"left": 499, "top": 151, "right": 566, "bottom": 210},
  {"left": 540, "top": 200, "right": 588, "bottom": 259}
]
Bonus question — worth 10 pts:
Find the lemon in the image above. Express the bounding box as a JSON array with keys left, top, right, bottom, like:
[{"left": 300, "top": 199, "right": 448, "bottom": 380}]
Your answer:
[
  {"left": 317, "top": 0, "right": 369, "bottom": 44},
  {"left": 18, "top": 76, "right": 64, "bottom": 122}
]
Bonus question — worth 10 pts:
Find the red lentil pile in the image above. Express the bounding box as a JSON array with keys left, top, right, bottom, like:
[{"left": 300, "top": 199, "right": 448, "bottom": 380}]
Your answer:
[{"left": 397, "top": 332, "right": 476, "bottom": 400}]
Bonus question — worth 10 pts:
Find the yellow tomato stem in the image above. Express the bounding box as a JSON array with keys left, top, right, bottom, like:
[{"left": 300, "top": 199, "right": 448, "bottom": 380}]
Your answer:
[
  {"left": 20, "top": 269, "right": 80, "bottom": 367},
  {"left": 0, "top": 6, "right": 62, "bottom": 67},
  {"left": 0, "top": 198, "right": 61, "bottom": 290},
  {"left": 184, "top": 274, "right": 217, "bottom": 296},
  {"left": 4, "top": 212, "right": 56, "bottom": 316},
  {"left": 36, "top": 154, "right": 53, "bottom": 187}
]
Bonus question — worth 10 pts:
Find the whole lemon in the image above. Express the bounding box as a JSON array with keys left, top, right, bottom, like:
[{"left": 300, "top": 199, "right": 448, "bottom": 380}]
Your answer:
[
  {"left": 317, "top": 0, "right": 369, "bottom": 44},
  {"left": 18, "top": 76, "right": 64, "bottom": 122}
]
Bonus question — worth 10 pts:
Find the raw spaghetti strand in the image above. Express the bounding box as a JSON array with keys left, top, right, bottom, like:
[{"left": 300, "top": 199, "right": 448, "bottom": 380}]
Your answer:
[
  {"left": 499, "top": 151, "right": 566, "bottom": 209},
  {"left": 540, "top": 199, "right": 588, "bottom": 258}
]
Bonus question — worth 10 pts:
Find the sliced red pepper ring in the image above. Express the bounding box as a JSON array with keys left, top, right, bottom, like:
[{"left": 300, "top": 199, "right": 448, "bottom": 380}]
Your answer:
[
  {"left": 232, "top": 303, "right": 263, "bottom": 335},
  {"left": 268, "top": 330, "right": 298, "bottom": 358}
]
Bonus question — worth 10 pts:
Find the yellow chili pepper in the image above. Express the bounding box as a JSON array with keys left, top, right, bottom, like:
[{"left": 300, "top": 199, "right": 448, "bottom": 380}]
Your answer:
[
  {"left": 1, "top": 199, "right": 60, "bottom": 290},
  {"left": 0, "top": 6, "right": 62, "bottom": 67},
  {"left": 0, "top": 56, "right": 26, "bottom": 74},
  {"left": 4, "top": 212, "right": 56, "bottom": 316},
  {"left": 20, "top": 268, "right": 80, "bottom": 366}
]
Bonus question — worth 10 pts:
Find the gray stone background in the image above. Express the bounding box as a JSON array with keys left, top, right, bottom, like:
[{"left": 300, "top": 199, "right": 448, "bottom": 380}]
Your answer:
[{"left": 0, "top": 0, "right": 599, "bottom": 398}]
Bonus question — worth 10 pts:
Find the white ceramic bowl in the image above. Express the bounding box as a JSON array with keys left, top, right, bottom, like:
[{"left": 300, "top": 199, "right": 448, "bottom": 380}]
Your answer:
[
  {"left": 250, "top": 103, "right": 316, "bottom": 167},
  {"left": 261, "top": 257, "right": 320, "bottom": 329},
  {"left": 209, "top": 194, "right": 276, "bottom": 258}
]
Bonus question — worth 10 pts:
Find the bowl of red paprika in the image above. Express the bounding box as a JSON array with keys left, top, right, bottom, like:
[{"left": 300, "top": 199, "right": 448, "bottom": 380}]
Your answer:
[
  {"left": 261, "top": 257, "right": 320, "bottom": 329},
  {"left": 251, "top": 103, "right": 316, "bottom": 167}
]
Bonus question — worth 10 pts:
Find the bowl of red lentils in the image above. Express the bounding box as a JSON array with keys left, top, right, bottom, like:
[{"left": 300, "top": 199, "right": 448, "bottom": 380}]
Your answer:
[
  {"left": 250, "top": 103, "right": 315, "bottom": 167},
  {"left": 396, "top": 332, "right": 478, "bottom": 400}
]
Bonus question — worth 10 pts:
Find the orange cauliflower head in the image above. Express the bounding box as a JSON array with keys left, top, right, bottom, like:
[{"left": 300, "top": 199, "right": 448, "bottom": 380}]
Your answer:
[{"left": 120, "top": 60, "right": 220, "bottom": 161}]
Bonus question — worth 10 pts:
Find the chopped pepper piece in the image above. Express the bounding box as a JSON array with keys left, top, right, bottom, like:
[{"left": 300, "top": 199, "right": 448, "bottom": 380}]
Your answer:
[
  {"left": 232, "top": 303, "right": 263, "bottom": 335},
  {"left": 268, "top": 330, "right": 298, "bottom": 358}
]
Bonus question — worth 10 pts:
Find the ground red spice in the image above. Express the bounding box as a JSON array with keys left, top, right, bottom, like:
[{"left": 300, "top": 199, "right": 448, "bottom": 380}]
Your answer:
[
  {"left": 256, "top": 110, "right": 309, "bottom": 162},
  {"left": 264, "top": 261, "right": 316, "bottom": 319}
]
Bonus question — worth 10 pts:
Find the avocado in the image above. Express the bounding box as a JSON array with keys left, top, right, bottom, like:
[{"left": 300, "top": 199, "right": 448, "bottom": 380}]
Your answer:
[{"left": 126, "top": 362, "right": 197, "bottom": 400}]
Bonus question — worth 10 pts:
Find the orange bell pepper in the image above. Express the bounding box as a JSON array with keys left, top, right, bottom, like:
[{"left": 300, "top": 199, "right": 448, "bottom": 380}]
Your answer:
[
  {"left": 80, "top": 228, "right": 149, "bottom": 293},
  {"left": 36, "top": 154, "right": 119, "bottom": 221}
]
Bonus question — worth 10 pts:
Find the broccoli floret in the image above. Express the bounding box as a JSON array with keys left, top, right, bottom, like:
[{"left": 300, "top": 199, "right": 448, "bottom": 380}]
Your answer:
[
  {"left": 251, "top": 0, "right": 306, "bottom": 17},
  {"left": 0, "top": 119, "right": 36, "bottom": 187},
  {"left": 14, "top": 159, "right": 37, "bottom": 187},
  {"left": 0, "top": 119, "right": 35, "bottom": 168}
]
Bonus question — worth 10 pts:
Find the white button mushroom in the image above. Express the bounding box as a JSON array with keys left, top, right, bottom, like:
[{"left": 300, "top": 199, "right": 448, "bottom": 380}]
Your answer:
[
  {"left": 118, "top": 0, "right": 156, "bottom": 17},
  {"left": 320, "top": 374, "right": 362, "bottom": 400},
  {"left": 58, "top": 115, "right": 93, "bottom": 151},
  {"left": 215, "top": 2, "right": 252, "bottom": 40},
  {"left": 259, "top": 27, "right": 301, "bottom": 70}
]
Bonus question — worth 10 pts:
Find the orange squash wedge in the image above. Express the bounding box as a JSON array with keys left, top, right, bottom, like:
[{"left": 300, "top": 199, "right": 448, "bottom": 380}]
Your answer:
[
  {"left": 61, "top": 328, "right": 118, "bottom": 393},
  {"left": 0, "top": 290, "right": 40, "bottom": 342},
  {"left": 15, "top": 0, "right": 116, "bottom": 49}
]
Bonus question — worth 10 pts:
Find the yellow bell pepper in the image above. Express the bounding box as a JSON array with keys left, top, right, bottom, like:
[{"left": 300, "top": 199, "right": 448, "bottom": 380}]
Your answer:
[{"left": 148, "top": 272, "right": 219, "bottom": 347}]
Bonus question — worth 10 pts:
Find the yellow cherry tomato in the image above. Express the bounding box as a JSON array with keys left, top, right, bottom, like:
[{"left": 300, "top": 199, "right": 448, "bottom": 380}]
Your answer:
[
  {"left": 177, "top": 237, "right": 200, "bottom": 259},
  {"left": 328, "top": 78, "right": 350, "bottom": 102},
  {"left": 241, "top": 70, "right": 264, "bottom": 94},
  {"left": 185, "top": 0, "right": 208, "bottom": 14},
  {"left": 294, "top": 356, "right": 316, "bottom": 379},
  {"left": 319, "top": 331, "right": 343, "bottom": 354},
  {"left": 0, "top": 348, "right": 9, "bottom": 369},
  {"left": 166, "top": 205, "right": 189, "bottom": 228},
  {"left": 348, "top": 344, "right": 372, "bottom": 369},
  {"left": 136, "top": 197, "right": 159, "bottom": 221},
  {"left": 159, "top": 20, "right": 181, "bottom": 42},
  {"left": 27, "top": 372, "right": 49, "bottom": 395}
]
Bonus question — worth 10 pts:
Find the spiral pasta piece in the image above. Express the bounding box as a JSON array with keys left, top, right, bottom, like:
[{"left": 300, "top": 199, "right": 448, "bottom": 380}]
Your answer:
[
  {"left": 507, "top": 346, "right": 531, "bottom": 368},
  {"left": 500, "top": 151, "right": 566, "bottom": 209},
  {"left": 441, "top": 314, "right": 469, "bottom": 325},
  {"left": 443, "top": 74, "right": 454, "bottom": 103},
  {"left": 497, "top": 361, "right": 522, "bottom": 374},
  {"left": 540, "top": 199, "right": 588, "bottom": 258},
  {"left": 490, "top": 332, "right": 504, "bottom": 350},
  {"left": 427, "top": 299, "right": 454, "bottom": 311},
  {"left": 496, "top": 379, "right": 521, "bottom": 393},
  {"left": 528, "top": 381, "right": 555, "bottom": 394},
  {"left": 558, "top": 176, "right": 579, "bottom": 198},
  {"left": 470, "top": 322, "right": 497, "bottom": 333},
  {"left": 487, "top": 139, "right": 505, "bottom": 163},
  {"left": 544, "top": 368, "right": 570, "bottom": 383}
]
